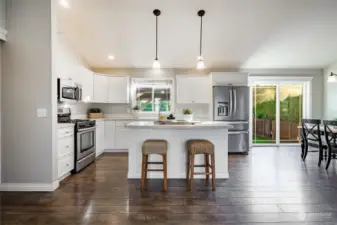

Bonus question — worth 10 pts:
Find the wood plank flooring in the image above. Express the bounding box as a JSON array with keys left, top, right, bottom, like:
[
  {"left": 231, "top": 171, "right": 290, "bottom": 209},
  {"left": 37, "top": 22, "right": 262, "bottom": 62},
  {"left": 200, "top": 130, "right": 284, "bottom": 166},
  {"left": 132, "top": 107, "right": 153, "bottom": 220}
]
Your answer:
[{"left": 1, "top": 147, "right": 337, "bottom": 224}]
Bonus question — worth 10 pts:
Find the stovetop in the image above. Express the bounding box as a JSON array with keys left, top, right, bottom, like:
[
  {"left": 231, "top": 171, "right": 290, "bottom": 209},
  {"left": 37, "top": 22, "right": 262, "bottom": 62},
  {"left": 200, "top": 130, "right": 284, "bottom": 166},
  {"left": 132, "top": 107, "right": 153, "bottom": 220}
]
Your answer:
[
  {"left": 58, "top": 119, "right": 90, "bottom": 123},
  {"left": 58, "top": 118, "right": 96, "bottom": 130}
]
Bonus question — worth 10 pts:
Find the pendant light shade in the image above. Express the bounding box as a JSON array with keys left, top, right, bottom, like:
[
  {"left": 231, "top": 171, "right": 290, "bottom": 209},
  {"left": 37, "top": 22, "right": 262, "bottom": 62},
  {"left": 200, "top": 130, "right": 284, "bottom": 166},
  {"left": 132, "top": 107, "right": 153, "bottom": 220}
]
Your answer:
[
  {"left": 197, "top": 10, "right": 206, "bottom": 70},
  {"left": 153, "top": 9, "right": 161, "bottom": 69},
  {"left": 328, "top": 72, "right": 337, "bottom": 83}
]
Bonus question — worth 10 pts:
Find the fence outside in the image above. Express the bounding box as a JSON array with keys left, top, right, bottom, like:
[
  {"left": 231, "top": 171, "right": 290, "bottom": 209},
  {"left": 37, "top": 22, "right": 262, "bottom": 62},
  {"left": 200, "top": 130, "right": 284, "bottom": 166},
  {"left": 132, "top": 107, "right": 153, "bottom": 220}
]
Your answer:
[{"left": 253, "top": 118, "right": 300, "bottom": 143}]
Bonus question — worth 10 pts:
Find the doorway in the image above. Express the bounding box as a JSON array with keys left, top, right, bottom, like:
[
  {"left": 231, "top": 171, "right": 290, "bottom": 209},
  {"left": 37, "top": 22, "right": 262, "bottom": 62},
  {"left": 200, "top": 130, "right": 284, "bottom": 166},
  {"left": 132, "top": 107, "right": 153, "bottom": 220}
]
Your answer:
[{"left": 250, "top": 77, "right": 312, "bottom": 146}]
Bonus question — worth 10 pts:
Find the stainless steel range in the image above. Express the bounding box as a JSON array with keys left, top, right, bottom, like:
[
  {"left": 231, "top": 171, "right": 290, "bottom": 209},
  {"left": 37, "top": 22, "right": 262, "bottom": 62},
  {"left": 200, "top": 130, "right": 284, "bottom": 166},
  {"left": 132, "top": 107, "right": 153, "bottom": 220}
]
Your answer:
[{"left": 58, "top": 108, "right": 96, "bottom": 172}]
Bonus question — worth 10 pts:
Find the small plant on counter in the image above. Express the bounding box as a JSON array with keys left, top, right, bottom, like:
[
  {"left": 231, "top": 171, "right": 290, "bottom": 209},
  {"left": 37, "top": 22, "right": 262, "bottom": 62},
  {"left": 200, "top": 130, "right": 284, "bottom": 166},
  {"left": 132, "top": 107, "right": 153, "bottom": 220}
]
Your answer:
[
  {"left": 88, "top": 108, "right": 104, "bottom": 119},
  {"left": 182, "top": 108, "right": 193, "bottom": 115},
  {"left": 182, "top": 109, "right": 193, "bottom": 121}
]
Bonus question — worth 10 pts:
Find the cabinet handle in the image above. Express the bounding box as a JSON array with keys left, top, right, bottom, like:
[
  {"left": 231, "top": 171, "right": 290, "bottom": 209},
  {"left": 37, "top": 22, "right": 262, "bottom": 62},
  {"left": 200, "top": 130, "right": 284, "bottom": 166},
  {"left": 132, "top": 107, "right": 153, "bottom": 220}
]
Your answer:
[
  {"left": 65, "top": 131, "right": 70, "bottom": 134},
  {"left": 65, "top": 146, "right": 69, "bottom": 148},
  {"left": 66, "top": 164, "right": 69, "bottom": 166}
]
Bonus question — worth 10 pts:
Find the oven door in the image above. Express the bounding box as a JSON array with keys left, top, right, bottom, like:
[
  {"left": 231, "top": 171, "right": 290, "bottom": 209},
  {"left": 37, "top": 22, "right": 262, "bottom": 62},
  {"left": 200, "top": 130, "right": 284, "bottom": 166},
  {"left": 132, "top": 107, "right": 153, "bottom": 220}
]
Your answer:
[{"left": 77, "top": 127, "right": 96, "bottom": 160}]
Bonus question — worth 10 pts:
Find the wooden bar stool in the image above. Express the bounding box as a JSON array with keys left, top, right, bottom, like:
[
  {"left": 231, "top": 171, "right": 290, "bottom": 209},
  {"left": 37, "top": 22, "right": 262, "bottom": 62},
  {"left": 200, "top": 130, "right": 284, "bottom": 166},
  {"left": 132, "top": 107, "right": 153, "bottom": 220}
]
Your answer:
[
  {"left": 141, "top": 139, "right": 168, "bottom": 192},
  {"left": 186, "top": 139, "right": 216, "bottom": 191}
]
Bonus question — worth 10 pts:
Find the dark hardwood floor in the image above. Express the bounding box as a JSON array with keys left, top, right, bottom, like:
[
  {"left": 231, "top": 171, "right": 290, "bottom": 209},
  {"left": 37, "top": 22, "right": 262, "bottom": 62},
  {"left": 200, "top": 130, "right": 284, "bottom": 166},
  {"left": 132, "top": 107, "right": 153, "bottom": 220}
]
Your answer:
[{"left": 2, "top": 147, "right": 337, "bottom": 224}]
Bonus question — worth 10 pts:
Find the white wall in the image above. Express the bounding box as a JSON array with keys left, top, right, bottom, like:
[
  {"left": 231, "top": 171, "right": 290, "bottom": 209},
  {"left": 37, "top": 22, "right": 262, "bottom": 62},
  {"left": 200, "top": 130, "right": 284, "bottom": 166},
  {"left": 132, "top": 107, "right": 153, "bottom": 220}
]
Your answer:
[
  {"left": 324, "top": 63, "right": 337, "bottom": 119},
  {"left": 55, "top": 34, "right": 93, "bottom": 115},
  {"left": 2, "top": 0, "right": 54, "bottom": 185}
]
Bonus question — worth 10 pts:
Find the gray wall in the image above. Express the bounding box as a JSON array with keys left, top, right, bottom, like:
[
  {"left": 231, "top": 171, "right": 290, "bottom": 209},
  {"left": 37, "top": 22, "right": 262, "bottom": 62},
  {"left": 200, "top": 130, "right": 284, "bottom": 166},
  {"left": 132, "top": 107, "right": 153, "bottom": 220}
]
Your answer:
[
  {"left": 324, "top": 63, "right": 337, "bottom": 119},
  {"left": 0, "top": 0, "right": 5, "bottom": 29},
  {"left": 2, "top": 0, "right": 53, "bottom": 183}
]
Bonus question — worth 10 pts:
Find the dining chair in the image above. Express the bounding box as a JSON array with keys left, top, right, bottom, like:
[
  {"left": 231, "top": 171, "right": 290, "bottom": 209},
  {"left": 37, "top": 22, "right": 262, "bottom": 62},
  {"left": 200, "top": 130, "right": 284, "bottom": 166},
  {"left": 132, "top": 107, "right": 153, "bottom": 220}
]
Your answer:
[
  {"left": 301, "top": 119, "right": 327, "bottom": 166},
  {"left": 323, "top": 120, "right": 337, "bottom": 170}
]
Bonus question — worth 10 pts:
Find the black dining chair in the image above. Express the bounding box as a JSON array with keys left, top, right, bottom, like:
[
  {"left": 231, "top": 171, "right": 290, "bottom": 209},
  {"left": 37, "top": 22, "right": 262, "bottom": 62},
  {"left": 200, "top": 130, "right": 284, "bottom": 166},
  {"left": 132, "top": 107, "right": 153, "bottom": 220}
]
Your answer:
[
  {"left": 301, "top": 119, "right": 327, "bottom": 166},
  {"left": 323, "top": 120, "right": 337, "bottom": 170}
]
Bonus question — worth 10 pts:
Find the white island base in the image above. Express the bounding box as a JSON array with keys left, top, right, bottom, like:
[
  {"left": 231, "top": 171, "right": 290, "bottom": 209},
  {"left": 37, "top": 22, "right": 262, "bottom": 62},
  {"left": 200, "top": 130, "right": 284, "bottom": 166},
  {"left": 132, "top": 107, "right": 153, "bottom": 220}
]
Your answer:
[{"left": 126, "top": 122, "right": 231, "bottom": 179}]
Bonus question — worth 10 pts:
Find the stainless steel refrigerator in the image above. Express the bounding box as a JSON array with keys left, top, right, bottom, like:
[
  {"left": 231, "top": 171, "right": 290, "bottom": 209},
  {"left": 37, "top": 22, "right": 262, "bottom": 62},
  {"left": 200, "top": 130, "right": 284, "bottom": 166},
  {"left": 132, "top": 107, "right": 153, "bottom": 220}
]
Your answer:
[{"left": 213, "top": 86, "right": 250, "bottom": 154}]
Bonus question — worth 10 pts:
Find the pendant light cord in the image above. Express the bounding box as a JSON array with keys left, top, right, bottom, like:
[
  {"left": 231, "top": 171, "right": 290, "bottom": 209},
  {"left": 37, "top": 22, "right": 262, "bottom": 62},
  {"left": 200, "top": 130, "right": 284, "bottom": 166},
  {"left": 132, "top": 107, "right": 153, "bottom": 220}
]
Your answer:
[
  {"left": 156, "top": 15, "right": 158, "bottom": 60},
  {"left": 200, "top": 16, "right": 203, "bottom": 57}
]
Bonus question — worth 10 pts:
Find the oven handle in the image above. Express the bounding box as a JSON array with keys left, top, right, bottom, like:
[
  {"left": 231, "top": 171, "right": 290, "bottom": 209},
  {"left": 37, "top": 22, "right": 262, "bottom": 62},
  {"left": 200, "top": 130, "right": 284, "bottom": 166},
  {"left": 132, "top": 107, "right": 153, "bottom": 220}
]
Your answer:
[{"left": 77, "top": 127, "right": 96, "bottom": 133}]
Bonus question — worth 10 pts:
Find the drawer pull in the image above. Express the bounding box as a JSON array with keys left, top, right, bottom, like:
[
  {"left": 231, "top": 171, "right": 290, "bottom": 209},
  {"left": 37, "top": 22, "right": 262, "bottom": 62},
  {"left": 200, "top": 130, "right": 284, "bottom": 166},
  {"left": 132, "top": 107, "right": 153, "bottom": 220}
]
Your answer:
[
  {"left": 66, "top": 164, "right": 69, "bottom": 166},
  {"left": 65, "top": 145, "right": 70, "bottom": 148}
]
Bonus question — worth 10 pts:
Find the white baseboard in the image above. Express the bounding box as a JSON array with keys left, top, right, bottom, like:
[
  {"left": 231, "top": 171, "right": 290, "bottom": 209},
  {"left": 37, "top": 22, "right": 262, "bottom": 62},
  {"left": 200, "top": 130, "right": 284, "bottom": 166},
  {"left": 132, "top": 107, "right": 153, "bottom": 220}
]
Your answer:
[
  {"left": 104, "top": 149, "right": 128, "bottom": 153},
  {"left": 127, "top": 172, "right": 229, "bottom": 179},
  {"left": 0, "top": 180, "right": 59, "bottom": 192}
]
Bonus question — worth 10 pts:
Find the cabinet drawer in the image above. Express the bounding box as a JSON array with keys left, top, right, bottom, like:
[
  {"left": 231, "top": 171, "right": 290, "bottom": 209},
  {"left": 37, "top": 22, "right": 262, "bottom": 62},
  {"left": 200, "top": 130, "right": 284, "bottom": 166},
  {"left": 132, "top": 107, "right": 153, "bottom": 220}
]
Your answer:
[
  {"left": 58, "top": 153, "right": 74, "bottom": 178},
  {"left": 115, "top": 120, "right": 132, "bottom": 127},
  {"left": 57, "top": 127, "right": 74, "bottom": 139},
  {"left": 58, "top": 137, "right": 74, "bottom": 158}
]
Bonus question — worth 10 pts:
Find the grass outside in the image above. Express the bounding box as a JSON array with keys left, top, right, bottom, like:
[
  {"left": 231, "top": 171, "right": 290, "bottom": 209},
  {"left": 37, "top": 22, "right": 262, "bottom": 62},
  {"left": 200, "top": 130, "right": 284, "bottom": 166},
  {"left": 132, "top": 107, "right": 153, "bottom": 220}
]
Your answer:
[{"left": 253, "top": 136, "right": 274, "bottom": 144}]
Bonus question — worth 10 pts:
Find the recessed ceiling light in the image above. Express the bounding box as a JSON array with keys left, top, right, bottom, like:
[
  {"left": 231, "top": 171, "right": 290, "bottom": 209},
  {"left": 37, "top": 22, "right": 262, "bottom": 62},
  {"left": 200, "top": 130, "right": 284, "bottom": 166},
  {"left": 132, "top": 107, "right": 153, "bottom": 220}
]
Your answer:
[
  {"left": 108, "top": 55, "right": 115, "bottom": 60},
  {"left": 60, "top": 0, "right": 70, "bottom": 8}
]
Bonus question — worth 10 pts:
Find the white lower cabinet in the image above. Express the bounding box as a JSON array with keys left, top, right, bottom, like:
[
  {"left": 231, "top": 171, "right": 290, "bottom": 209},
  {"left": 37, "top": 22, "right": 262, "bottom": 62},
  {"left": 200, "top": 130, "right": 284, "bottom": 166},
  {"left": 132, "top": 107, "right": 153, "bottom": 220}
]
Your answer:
[
  {"left": 57, "top": 127, "right": 75, "bottom": 181},
  {"left": 113, "top": 120, "right": 132, "bottom": 150},
  {"left": 96, "top": 121, "right": 105, "bottom": 157},
  {"left": 104, "top": 121, "right": 116, "bottom": 150}
]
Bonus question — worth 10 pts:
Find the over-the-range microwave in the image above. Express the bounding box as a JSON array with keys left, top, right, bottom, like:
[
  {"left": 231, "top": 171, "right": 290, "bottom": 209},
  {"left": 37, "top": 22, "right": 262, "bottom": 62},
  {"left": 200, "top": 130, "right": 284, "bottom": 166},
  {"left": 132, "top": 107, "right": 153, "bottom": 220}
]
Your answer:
[{"left": 57, "top": 78, "right": 82, "bottom": 102}]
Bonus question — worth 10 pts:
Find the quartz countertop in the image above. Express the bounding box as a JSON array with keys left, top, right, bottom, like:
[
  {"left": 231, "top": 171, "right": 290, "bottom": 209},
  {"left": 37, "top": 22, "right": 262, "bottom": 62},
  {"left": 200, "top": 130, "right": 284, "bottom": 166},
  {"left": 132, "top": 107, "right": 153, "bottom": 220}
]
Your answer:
[{"left": 125, "top": 121, "right": 233, "bottom": 129}]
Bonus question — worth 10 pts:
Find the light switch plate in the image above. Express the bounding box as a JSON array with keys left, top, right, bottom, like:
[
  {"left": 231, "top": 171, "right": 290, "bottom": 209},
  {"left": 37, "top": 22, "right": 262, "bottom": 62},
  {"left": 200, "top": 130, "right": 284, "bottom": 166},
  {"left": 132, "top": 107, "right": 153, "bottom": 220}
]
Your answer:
[{"left": 37, "top": 108, "right": 47, "bottom": 118}]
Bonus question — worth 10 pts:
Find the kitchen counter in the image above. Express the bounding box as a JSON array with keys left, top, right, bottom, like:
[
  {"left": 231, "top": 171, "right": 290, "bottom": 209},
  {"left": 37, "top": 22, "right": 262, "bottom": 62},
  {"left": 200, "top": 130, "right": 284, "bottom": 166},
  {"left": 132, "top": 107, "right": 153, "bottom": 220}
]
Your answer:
[
  {"left": 126, "top": 121, "right": 230, "bottom": 179},
  {"left": 126, "top": 121, "right": 233, "bottom": 129}
]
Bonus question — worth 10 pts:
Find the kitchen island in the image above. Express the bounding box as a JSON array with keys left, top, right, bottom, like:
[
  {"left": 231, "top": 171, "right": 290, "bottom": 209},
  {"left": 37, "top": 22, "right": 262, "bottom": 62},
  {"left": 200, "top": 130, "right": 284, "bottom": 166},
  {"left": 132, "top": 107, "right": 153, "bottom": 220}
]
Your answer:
[{"left": 125, "top": 121, "right": 232, "bottom": 179}]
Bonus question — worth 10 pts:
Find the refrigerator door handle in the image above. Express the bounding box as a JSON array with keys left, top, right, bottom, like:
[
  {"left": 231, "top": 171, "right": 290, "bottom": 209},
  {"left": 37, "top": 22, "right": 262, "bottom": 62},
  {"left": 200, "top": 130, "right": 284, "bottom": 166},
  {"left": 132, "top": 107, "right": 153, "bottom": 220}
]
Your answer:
[
  {"left": 233, "top": 89, "right": 237, "bottom": 114},
  {"left": 229, "top": 89, "right": 233, "bottom": 116}
]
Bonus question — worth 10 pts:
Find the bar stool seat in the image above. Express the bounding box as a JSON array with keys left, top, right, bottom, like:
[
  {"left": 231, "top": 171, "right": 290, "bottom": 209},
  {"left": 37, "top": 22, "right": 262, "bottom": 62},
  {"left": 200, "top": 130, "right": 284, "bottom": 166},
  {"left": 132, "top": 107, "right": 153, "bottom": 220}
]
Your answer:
[
  {"left": 141, "top": 139, "right": 168, "bottom": 192},
  {"left": 186, "top": 139, "right": 216, "bottom": 191}
]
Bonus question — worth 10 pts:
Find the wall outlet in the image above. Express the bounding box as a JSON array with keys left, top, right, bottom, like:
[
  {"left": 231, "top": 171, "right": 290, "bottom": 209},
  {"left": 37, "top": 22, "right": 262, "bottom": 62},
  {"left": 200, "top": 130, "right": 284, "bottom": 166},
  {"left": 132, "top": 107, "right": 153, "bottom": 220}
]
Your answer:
[{"left": 37, "top": 108, "right": 47, "bottom": 118}]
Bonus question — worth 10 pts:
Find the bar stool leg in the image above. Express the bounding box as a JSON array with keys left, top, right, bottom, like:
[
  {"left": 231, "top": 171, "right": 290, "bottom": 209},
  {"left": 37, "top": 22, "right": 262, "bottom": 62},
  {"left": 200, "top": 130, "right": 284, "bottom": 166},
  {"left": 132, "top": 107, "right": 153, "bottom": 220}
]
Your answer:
[
  {"left": 186, "top": 151, "right": 190, "bottom": 181},
  {"left": 141, "top": 154, "right": 146, "bottom": 192},
  {"left": 163, "top": 154, "right": 168, "bottom": 192},
  {"left": 211, "top": 153, "right": 216, "bottom": 191},
  {"left": 205, "top": 153, "right": 210, "bottom": 185},
  {"left": 189, "top": 154, "right": 195, "bottom": 192},
  {"left": 144, "top": 155, "right": 148, "bottom": 190}
]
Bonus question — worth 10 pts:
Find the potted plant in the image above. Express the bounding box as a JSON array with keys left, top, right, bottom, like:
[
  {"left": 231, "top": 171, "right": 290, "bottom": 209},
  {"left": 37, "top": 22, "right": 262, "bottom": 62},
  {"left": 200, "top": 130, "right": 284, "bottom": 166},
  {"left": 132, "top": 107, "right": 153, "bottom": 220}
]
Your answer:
[
  {"left": 183, "top": 108, "right": 193, "bottom": 121},
  {"left": 132, "top": 105, "right": 140, "bottom": 116}
]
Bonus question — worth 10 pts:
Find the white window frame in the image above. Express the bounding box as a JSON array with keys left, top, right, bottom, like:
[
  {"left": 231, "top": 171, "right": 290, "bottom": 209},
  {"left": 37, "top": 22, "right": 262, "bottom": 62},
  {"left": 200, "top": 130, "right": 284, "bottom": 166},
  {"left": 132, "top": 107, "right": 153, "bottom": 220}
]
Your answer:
[{"left": 131, "top": 78, "right": 174, "bottom": 116}]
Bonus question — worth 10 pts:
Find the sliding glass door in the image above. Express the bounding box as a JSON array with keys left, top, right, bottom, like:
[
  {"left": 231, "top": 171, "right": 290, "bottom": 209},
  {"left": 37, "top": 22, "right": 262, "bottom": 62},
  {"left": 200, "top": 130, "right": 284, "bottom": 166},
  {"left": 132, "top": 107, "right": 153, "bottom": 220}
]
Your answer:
[
  {"left": 279, "top": 84, "right": 303, "bottom": 144},
  {"left": 252, "top": 85, "right": 277, "bottom": 144},
  {"left": 252, "top": 83, "right": 304, "bottom": 145}
]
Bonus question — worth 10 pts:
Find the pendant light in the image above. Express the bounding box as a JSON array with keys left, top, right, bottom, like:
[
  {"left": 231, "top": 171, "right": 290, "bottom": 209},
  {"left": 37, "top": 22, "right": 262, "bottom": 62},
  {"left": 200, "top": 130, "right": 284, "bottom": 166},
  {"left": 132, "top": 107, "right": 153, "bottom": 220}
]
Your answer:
[
  {"left": 328, "top": 72, "right": 337, "bottom": 83},
  {"left": 153, "top": 9, "right": 161, "bottom": 69},
  {"left": 197, "top": 10, "right": 206, "bottom": 70}
]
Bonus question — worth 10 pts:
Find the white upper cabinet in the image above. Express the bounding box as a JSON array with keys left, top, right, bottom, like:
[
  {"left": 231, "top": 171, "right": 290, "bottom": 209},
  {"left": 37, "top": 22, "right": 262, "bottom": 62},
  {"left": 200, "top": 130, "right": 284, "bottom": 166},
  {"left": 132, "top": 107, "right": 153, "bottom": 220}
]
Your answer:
[
  {"left": 176, "top": 75, "right": 212, "bottom": 104},
  {"left": 108, "top": 76, "right": 130, "bottom": 103},
  {"left": 93, "top": 74, "right": 129, "bottom": 103},
  {"left": 210, "top": 72, "right": 248, "bottom": 86},
  {"left": 80, "top": 68, "right": 94, "bottom": 102},
  {"left": 93, "top": 74, "right": 109, "bottom": 103}
]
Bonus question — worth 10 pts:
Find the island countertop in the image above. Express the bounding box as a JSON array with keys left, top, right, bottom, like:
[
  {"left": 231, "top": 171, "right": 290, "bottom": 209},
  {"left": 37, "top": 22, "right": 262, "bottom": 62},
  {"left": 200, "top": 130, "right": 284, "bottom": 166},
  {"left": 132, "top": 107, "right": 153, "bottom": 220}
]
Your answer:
[{"left": 126, "top": 121, "right": 233, "bottom": 129}]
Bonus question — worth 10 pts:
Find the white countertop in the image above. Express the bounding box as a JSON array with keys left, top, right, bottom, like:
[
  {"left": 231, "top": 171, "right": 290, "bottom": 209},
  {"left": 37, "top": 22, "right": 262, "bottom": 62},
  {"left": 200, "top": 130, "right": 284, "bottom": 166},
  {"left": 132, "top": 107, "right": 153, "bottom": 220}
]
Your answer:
[
  {"left": 125, "top": 121, "right": 233, "bottom": 129},
  {"left": 57, "top": 123, "right": 75, "bottom": 129}
]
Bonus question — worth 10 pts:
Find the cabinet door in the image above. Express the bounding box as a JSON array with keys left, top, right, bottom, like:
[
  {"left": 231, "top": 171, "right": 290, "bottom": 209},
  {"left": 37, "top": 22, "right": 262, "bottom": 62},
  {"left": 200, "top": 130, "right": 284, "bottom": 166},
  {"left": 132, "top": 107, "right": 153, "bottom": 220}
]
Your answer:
[
  {"left": 176, "top": 76, "right": 211, "bottom": 103},
  {"left": 93, "top": 74, "right": 109, "bottom": 103},
  {"left": 108, "top": 77, "right": 129, "bottom": 103},
  {"left": 104, "top": 121, "right": 115, "bottom": 150},
  {"left": 114, "top": 127, "right": 129, "bottom": 150},
  {"left": 96, "top": 122, "right": 105, "bottom": 157},
  {"left": 81, "top": 69, "right": 94, "bottom": 102}
]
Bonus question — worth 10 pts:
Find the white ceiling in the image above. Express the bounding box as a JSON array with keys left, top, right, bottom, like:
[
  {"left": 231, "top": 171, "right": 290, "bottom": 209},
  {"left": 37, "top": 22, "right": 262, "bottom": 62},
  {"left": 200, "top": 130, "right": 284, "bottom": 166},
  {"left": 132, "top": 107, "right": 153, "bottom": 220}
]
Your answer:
[{"left": 57, "top": 0, "right": 337, "bottom": 69}]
